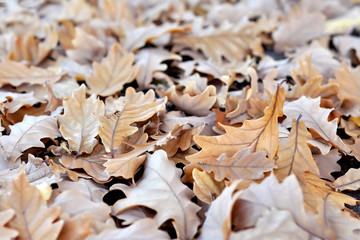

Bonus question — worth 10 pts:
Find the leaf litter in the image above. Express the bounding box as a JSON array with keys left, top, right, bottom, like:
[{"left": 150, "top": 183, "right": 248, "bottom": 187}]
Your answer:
[{"left": 1, "top": 0, "right": 360, "bottom": 239}]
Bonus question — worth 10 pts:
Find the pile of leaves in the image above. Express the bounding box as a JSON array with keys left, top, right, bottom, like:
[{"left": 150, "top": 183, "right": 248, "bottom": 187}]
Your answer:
[{"left": 2, "top": 0, "right": 360, "bottom": 239}]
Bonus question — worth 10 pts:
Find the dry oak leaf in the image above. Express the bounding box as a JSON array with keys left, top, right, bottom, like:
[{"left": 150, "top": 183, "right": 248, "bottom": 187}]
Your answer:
[
  {"left": 59, "top": 144, "right": 110, "bottom": 183},
  {"left": 298, "top": 172, "right": 357, "bottom": 213},
  {"left": 229, "top": 208, "right": 309, "bottom": 240},
  {"left": 0, "top": 209, "right": 18, "bottom": 240},
  {"left": 199, "top": 147, "right": 276, "bottom": 182},
  {"left": 199, "top": 181, "right": 244, "bottom": 240},
  {"left": 0, "top": 114, "right": 61, "bottom": 163},
  {"left": 174, "top": 20, "right": 261, "bottom": 64},
  {"left": 187, "top": 86, "right": 284, "bottom": 165},
  {"left": 0, "top": 173, "right": 63, "bottom": 240},
  {"left": 329, "top": 168, "right": 360, "bottom": 191},
  {"left": 104, "top": 124, "right": 184, "bottom": 179},
  {"left": 318, "top": 194, "right": 360, "bottom": 240},
  {"left": 283, "top": 96, "right": 350, "bottom": 154},
  {"left": 86, "top": 43, "right": 139, "bottom": 96},
  {"left": 111, "top": 150, "right": 201, "bottom": 240},
  {"left": 57, "top": 212, "right": 93, "bottom": 240},
  {"left": 8, "top": 25, "right": 58, "bottom": 65},
  {"left": 192, "top": 168, "right": 225, "bottom": 204},
  {"left": 87, "top": 218, "right": 169, "bottom": 240},
  {"left": 58, "top": 84, "right": 105, "bottom": 154},
  {"left": 275, "top": 116, "right": 319, "bottom": 182},
  {"left": 287, "top": 55, "right": 339, "bottom": 99},
  {"left": 314, "top": 149, "right": 341, "bottom": 182},
  {"left": 0, "top": 90, "right": 45, "bottom": 114},
  {"left": 99, "top": 88, "right": 166, "bottom": 157},
  {"left": 165, "top": 82, "right": 217, "bottom": 116},
  {"left": 0, "top": 58, "right": 63, "bottom": 87},
  {"left": 329, "top": 63, "right": 360, "bottom": 116},
  {"left": 273, "top": 8, "right": 325, "bottom": 52},
  {"left": 135, "top": 48, "right": 181, "bottom": 89},
  {"left": 57, "top": 0, "right": 95, "bottom": 23},
  {"left": 238, "top": 174, "right": 336, "bottom": 239}
]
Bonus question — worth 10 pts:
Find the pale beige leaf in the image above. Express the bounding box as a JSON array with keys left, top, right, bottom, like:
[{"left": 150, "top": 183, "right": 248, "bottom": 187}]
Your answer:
[
  {"left": 319, "top": 194, "right": 360, "bottom": 240},
  {"left": 57, "top": 212, "right": 93, "bottom": 240},
  {"left": 59, "top": 145, "right": 110, "bottom": 183},
  {"left": 0, "top": 58, "right": 62, "bottom": 87},
  {"left": 86, "top": 43, "right": 139, "bottom": 96},
  {"left": 329, "top": 168, "right": 360, "bottom": 191},
  {"left": 166, "top": 82, "right": 216, "bottom": 116},
  {"left": 58, "top": 0, "right": 95, "bottom": 22},
  {"left": 66, "top": 28, "right": 105, "bottom": 64},
  {"left": 275, "top": 117, "right": 319, "bottom": 181},
  {"left": 229, "top": 208, "right": 309, "bottom": 240},
  {"left": 238, "top": 174, "right": 336, "bottom": 239},
  {"left": 273, "top": 8, "right": 325, "bottom": 52},
  {"left": 0, "top": 115, "right": 61, "bottom": 163},
  {"left": 0, "top": 90, "right": 45, "bottom": 113},
  {"left": 59, "top": 84, "right": 104, "bottom": 154},
  {"left": 187, "top": 86, "right": 284, "bottom": 165},
  {"left": 111, "top": 150, "right": 201, "bottom": 240},
  {"left": 283, "top": 96, "right": 349, "bottom": 154},
  {"left": 87, "top": 218, "right": 169, "bottom": 240},
  {"left": 298, "top": 172, "right": 357, "bottom": 213},
  {"left": 135, "top": 48, "right": 181, "bottom": 89},
  {"left": 174, "top": 21, "right": 261, "bottom": 64},
  {"left": 9, "top": 25, "right": 58, "bottom": 65},
  {"left": 199, "top": 147, "right": 276, "bottom": 182},
  {"left": 0, "top": 173, "right": 63, "bottom": 240},
  {"left": 25, "top": 154, "right": 60, "bottom": 185},
  {"left": 192, "top": 168, "right": 225, "bottom": 203},
  {"left": 99, "top": 88, "right": 166, "bottom": 156},
  {"left": 0, "top": 209, "right": 18, "bottom": 240},
  {"left": 329, "top": 63, "right": 360, "bottom": 116}
]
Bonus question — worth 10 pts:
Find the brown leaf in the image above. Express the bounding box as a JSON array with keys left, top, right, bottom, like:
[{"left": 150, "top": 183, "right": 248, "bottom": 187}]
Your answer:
[
  {"left": 86, "top": 43, "right": 139, "bottom": 96},
  {"left": 314, "top": 149, "right": 341, "bottom": 182},
  {"left": 58, "top": 84, "right": 104, "bottom": 154},
  {"left": 111, "top": 150, "right": 201, "bottom": 240},
  {"left": 0, "top": 173, "right": 63, "bottom": 240},
  {"left": 275, "top": 117, "right": 319, "bottom": 181},
  {"left": 329, "top": 168, "right": 360, "bottom": 191},
  {"left": 0, "top": 115, "right": 61, "bottom": 163},
  {"left": 187, "top": 86, "right": 284, "bottom": 164}
]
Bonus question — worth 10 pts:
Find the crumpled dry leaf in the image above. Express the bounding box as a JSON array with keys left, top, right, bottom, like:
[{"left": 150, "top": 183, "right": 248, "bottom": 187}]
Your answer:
[
  {"left": 275, "top": 117, "right": 319, "bottom": 181},
  {"left": 0, "top": 58, "right": 63, "bottom": 87},
  {"left": 8, "top": 25, "right": 58, "bottom": 65},
  {"left": 111, "top": 150, "right": 201, "bottom": 240},
  {"left": 99, "top": 88, "right": 166, "bottom": 156},
  {"left": 283, "top": 96, "right": 349, "bottom": 154},
  {"left": 0, "top": 114, "right": 61, "bottom": 163},
  {"left": 0, "top": 89, "right": 45, "bottom": 114},
  {"left": 86, "top": 43, "right": 139, "bottom": 96},
  {"left": 0, "top": 209, "right": 18, "bottom": 240},
  {"left": 0, "top": 173, "right": 63, "bottom": 240},
  {"left": 329, "top": 168, "right": 360, "bottom": 191},
  {"left": 58, "top": 84, "right": 104, "bottom": 154},
  {"left": 314, "top": 149, "right": 341, "bottom": 182},
  {"left": 199, "top": 147, "right": 276, "bottom": 182},
  {"left": 135, "top": 48, "right": 181, "bottom": 89},
  {"left": 187, "top": 86, "right": 284, "bottom": 164},
  {"left": 165, "top": 81, "right": 217, "bottom": 116},
  {"left": 192, "top": 168, "right": 225, "bottom": 203}
]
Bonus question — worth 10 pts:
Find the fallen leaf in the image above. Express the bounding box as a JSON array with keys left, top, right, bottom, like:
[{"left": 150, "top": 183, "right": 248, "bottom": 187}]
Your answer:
[
  {"left": 187, "top": 86, "right": 284, "bottom": 164},
  {"left": 329, "top": 168, "right": 360, "bottom": 191},
  {"left": 283, "top": 96, "right": 349, "bottom": 154},
  {"left": 58, "top": 84, "right": 104, "bottom": 154},
  {"left": 86, "top": 43, "right": 139, "bottom": 96},
  {"left": 0, "top": 114, "right": 61, "bottom": 163},
  {"left": 192, "top": 168, "right": 225, "bottom": 203},
  {"left": 275, "top": 116, "right": 319, "bottom": 181},
  {"left": 0, "top": 173, "right": 63, "bottom": 240},
  {"left": 0, "top": 209, "right": 18, "bottom": 240},
  {"left": 111, "top": 150, "right": 201, "bottom": 240},
  {"left": 199, "top": 147, "right": 276, "bottom": 182}
]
